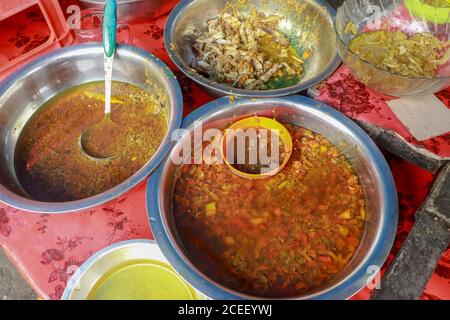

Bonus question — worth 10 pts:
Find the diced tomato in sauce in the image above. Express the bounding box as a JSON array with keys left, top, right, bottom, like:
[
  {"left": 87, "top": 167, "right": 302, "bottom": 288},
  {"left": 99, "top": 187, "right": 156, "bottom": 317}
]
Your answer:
[{"left": 173, "top": 123, "right": 366, "bottom": 298}]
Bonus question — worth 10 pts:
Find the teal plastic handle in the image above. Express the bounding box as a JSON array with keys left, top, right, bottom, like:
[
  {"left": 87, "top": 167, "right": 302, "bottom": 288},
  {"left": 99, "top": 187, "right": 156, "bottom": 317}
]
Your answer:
[{"left": 103, "top": 0, "right": 117, "bottom": 58}]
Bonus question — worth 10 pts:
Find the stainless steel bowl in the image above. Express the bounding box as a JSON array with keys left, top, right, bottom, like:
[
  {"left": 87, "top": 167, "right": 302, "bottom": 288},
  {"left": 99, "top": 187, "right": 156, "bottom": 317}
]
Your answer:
[
  {"left": 0, "top": 44, "right": 183, "bottom": 213},
  {"left": 79, "top": 0, "right": 178, "bottom": 21},
  {"left": 147, "top": 95, "right": 398, "bottom": 299},
  {"left": 165, "top": 0, "right": 341, "bottom": 97},
  {"left": 62, "top": 240, "right": 206, "bottom": 300}
]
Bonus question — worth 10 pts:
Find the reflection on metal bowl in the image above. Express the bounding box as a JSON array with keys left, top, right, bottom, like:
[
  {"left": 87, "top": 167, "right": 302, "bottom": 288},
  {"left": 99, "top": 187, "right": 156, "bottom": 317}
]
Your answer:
[
  {"left": 62, "top": 240, "right": 206, "bottom": 300},
  {"left": 0, "top": 44, "right": 182, "bottom": 213},
  {"left": 79, "top": 0, "right": 178, "bottom": 22},
  {"left": 147, "top": 95, "right": 398, "bottom": 299},
  {"left": 165, "top": 0, "right": 341, "bottom": 97}
]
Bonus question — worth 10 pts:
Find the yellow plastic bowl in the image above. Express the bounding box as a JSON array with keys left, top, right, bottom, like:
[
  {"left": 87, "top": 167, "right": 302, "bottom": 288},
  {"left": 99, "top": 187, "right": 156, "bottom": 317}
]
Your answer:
[
  {"left": 221, "top": 116, "right": 293, "bottom": 180},
  {"left": 404, "top": 0, "right": 450, "bottom": 24}
]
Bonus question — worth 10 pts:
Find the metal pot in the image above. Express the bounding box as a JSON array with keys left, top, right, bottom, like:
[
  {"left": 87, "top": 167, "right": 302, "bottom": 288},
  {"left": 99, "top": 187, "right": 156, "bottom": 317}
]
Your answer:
[
  {"left": 0, "top": 44, "right": 183, "bottom": 213},
  {"left": 147, "top": 95, "right": 398, "bottom": 299}
]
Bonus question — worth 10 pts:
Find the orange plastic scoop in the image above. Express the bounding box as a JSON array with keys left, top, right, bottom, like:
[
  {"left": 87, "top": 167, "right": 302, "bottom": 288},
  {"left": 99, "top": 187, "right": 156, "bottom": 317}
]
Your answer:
[{"left": 221, "top": 116, "right": 293, "bottom": 179}]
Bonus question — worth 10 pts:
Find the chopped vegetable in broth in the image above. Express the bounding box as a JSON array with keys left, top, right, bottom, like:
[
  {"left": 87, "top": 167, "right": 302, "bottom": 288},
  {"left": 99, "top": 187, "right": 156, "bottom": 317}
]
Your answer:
[
  {"left": 173, "top": 124, "right": 366, "bottom": 298},
  {"left": 15, "top": 81, "right": 168, "bottom": 202}
]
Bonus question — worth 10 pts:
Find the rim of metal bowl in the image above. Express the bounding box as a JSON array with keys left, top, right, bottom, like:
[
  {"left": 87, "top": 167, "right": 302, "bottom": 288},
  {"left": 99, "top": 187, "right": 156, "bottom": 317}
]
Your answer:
[
  {"left": 62, "top": 239, "right": 155, "bottom": 300},
  {"left": 79, "top": 0, "right": 144, "bottom": 4},
  {"left": 146, "top": 95, "right": 398, "bottom": 300},
  {"left": 164, "top": 0, "right": 342, "bottom": 97},
  {"left": 0, "top": 43, "right": 183, "bottom": 214},
  {"left": 62, "top": 239, "right": 208, "bottom": 300},
  {"left": 334, "top": 2, "right": 450, "bottom": 81}
]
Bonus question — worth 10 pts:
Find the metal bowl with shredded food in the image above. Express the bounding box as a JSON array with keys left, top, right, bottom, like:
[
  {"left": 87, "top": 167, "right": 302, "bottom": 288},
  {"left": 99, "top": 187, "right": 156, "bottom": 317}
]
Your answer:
[
  {"left": 165, "top": 0, "right": 340, "bottom": 97},
  {"left": 191, "top": 8, "right": 306, "bottom": 90}
]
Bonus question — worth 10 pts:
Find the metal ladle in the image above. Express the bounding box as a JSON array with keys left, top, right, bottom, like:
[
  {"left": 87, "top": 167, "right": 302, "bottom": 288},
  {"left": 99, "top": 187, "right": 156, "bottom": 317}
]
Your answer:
[{"left": 79, "top": 0, "right": 119, "bottom": 161}]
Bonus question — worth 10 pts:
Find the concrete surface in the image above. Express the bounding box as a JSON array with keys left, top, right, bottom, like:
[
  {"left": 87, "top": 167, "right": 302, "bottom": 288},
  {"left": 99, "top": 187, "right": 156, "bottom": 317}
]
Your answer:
[{"left": 0, "top": 248, "right": 37, "bottom": 300}]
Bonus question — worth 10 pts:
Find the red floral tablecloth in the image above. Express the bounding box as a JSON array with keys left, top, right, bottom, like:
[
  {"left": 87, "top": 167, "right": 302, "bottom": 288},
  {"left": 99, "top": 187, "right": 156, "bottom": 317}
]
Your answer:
[
  {"left": 316, "top": 65, "right": 450, "bottom": 159},
  {"left": 0, "top": 1, "right": 448, "bottom": 300}
]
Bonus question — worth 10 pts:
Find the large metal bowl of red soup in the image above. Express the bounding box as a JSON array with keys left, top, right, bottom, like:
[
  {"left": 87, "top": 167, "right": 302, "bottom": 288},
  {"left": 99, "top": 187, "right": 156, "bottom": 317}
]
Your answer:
[
  {"left": 147, "top": 95, "right": 398, "bottom": 299},
  {"left": 0, "top": 44, "right": 182, "bottom": 213}
]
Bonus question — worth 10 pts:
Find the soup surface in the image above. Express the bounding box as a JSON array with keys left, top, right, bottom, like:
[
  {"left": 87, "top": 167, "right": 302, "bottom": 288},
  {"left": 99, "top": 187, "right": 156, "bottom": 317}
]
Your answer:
[
  {"left": 15, "top": 81, "right": 168, "bottom": 202},
  {"left": 173, "top": 123, "right": 366, "bottom": 298},
  {"left": 88, "top": 259, "right": 200, "bottom": 300}
]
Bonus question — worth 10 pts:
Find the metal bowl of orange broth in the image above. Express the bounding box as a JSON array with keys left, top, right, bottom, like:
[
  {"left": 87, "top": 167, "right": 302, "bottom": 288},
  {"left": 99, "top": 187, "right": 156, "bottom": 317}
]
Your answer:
[
  {"left": 147, "top": 95, "right": 398, "bottom": 300},
  {"left": 0, "top": 44, "right": 182, "bottom": 213},
  {"left": 62, "top": 240, "right": 206, "bottom": 300}
]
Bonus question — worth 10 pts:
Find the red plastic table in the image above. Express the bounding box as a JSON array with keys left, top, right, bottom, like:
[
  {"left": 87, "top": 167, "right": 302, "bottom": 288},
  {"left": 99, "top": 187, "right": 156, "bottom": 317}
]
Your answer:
[{"left": 0, "top": 1, "right": 448, "bottom": 300}]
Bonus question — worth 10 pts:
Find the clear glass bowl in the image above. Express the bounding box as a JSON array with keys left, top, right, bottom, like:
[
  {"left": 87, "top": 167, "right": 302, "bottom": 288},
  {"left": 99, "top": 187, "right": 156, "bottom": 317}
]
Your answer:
[{"left": 335, "top": 0, "right": 450, "bottom": 96}]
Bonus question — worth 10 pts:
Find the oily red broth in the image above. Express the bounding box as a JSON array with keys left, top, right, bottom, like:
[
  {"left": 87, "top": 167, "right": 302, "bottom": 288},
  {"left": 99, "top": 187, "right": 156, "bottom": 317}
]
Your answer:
[
  {"left": 172, "top": 123, "right": 366, "bottom": 298},
  {"left": 15, "top": 81, "right": 167, "bottom": 202}
]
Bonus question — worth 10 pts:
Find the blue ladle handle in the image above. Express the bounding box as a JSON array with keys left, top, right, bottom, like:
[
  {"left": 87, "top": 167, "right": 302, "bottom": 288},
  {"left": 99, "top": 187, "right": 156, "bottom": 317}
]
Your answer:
[{"left": 103, "top": 0, "right": 117, "bottom": 58}]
